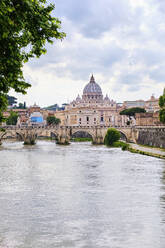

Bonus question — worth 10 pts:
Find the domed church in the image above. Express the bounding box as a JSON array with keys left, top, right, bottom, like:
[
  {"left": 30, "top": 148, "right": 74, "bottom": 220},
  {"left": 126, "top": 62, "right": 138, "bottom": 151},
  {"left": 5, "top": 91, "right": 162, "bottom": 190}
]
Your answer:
[
  {"left": 82, "top": 75, "right": 103, "bottom": 103},
  {"left": 55, "top": 75, "right": 127, "bottom": 127}
]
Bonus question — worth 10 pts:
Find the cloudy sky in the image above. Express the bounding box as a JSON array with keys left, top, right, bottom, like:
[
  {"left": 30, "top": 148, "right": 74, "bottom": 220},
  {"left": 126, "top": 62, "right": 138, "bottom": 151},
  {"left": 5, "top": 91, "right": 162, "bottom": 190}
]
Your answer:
[{"left": 13, "top": 0, "right": 165, "bottom": 107}]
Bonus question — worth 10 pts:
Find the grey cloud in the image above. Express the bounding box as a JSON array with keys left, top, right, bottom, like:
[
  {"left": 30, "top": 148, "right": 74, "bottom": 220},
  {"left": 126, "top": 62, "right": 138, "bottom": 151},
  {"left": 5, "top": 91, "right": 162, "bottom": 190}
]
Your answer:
[
  {"left": 26, "top": 0, "right": 165, "bottom": 96},
  {"left": 149, "top": 66, "right": 165, "bottom": 83},
  {"left": 54, "top": 0, "right": 133, "bottom": 38}
]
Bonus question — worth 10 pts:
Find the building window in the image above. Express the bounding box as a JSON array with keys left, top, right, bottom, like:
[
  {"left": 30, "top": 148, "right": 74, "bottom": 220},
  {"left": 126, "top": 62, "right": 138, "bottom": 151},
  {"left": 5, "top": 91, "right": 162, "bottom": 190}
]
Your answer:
[
  {"left": 86, "top": 116, "right": 89, "bottom": 122},
  {"left": 101, "top": 116, "right": 104, "bottom": 122},
  {"left": 94, "top": 118, "right": 96, "bottom": 121}
]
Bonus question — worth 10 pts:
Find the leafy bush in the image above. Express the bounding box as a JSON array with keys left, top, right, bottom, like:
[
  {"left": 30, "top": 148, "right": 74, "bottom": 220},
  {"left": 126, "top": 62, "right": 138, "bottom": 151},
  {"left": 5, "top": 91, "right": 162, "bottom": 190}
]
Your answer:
[
  {"left": 113, "top": 141, "right": 129, "bottom": 150},
  {"left": 104, "top": 128, "right": 121, "bottom": 146}
]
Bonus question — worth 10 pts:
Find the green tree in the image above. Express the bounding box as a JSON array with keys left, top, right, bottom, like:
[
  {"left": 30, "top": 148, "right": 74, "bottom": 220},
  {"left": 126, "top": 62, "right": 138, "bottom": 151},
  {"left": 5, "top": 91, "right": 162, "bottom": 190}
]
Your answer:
[
  {"left": 47, "top": 116, "right": 61, "bottom": 125},
  {"left": 17, "top": 102, "right": 27, "bottom": 109},
  {"left": 120, "top": 107, "right": 146, "bottom": 118},
  {"left": 104, "top": 128, "right": 121, "bottom": 146},
  {"left": 159, "top": 88, "right": 165, "bottom": 123},
  {"left": 6, "top": 111, "right": 18, "bottom": 125},
  {"left": 0, "top": 0, "right": 65, "bottom": 122}
]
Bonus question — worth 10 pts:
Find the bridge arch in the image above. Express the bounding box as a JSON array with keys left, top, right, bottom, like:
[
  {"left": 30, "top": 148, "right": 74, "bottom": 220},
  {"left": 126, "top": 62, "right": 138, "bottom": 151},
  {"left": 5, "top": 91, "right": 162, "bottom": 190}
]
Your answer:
[
  {"left": 71, "top": 130, "right": 94, "bottom": 141},
  {"left": 15, "top": 132, "right": 24, "bottom": 141},
  {"left": 119, "top": 131, "right": 128, "bottom": 142},
  {"left": 34, "top": 129, "right": 59, "bottom": 140},
  {"left": 50, "top": 131, "right": 58, "bottom": 140},
  {"left": 0, "top": 130, "right": 17, "bottom": 140}
]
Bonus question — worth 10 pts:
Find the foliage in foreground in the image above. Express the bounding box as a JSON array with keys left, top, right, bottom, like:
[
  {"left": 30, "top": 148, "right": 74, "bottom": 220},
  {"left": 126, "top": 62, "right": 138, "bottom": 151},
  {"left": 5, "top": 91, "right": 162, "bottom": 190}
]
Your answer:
[
  {"left": 159, "top": 88, "right": 165, "bottom": 123},
  {"left": 47, "top": 116, "right": 61, "bottom": 125},
  {"left": 0, "top": 0, "right": 65, "bottom": 122},
  {"left": 104, "top": 128, "right": 121, "bottom": 146}
]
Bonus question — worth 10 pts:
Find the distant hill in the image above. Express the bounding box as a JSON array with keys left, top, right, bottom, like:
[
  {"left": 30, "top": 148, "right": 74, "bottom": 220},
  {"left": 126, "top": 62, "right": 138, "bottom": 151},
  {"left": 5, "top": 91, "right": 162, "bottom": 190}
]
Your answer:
[
  {"left": 43, "top": 103, "right": 69, "bottom": 111},
  {"left": 43, "top": 104, "right": 59, "bottom": 111}
]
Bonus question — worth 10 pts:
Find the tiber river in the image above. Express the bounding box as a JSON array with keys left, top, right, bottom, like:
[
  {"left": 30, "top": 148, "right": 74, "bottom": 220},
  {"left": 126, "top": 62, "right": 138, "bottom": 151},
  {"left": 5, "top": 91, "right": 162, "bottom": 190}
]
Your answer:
[{"left": 0, "top": 140, "right": 165, "bottom": 248}]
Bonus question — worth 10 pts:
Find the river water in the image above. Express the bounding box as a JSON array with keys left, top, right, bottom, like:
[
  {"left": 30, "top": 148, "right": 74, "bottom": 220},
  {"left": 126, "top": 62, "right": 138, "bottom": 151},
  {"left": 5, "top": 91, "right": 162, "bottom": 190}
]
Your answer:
[{"left": 0, "top": 140, "right": 165, "bottom": 248}]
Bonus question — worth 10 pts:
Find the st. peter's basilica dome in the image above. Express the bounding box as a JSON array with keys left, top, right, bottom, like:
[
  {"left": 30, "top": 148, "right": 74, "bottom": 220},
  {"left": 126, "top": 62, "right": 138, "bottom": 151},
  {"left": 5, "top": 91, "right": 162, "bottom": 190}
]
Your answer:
[{"left": 83, "top": 75, "right": 102, "bottom": 95}]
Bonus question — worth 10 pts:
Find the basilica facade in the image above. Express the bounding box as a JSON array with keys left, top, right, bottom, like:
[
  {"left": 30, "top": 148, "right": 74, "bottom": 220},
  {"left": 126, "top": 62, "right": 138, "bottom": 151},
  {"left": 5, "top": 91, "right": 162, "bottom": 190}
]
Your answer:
[{"left": 55, "top": 75, "right": 127, "bottom": 127}]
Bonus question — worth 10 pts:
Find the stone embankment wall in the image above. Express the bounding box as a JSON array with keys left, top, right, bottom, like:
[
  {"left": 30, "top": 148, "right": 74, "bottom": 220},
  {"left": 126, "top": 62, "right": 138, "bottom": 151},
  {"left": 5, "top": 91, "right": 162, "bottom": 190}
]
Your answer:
[{"left": 137, "top": 128, "right": 165, "bottom": 148}]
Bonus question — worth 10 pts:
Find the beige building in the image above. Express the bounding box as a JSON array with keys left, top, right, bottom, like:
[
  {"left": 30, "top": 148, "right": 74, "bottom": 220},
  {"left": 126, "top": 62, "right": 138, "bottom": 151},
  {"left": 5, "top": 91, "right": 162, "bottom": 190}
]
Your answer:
[
  {"left": 123, "top": 95, "right": 159, "bottom": 113},
  {"left": 145, "top": 95, "right": 160, "bottom": 112},
  {"left": 136, "top": 112, "right": 162, "bottom": 126},
  {"left": 55, "top": 75, "right": 127, "bottom": 127}
]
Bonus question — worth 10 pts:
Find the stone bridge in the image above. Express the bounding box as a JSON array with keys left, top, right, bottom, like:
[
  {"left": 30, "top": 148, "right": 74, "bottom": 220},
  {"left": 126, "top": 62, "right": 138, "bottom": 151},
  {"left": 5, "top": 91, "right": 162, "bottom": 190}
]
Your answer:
[{"left": 0, "top": 125, "right": 140, "bottom": 145}]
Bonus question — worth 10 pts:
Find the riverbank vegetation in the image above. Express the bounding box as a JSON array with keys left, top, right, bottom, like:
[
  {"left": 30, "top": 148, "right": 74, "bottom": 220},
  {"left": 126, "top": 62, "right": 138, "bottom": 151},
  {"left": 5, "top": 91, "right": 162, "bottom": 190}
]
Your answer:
[
  {"left": 104, "top": 128, "right": 121, "bottom": 146},
  {"left": 104, "top": 128, "right": 129, "bottom": 150},
  {"left": 104, "top": 128, "right": 165, "bottom": 159},
  {"left": 127, "top": 146, "right": 165, "bottom": 159}
]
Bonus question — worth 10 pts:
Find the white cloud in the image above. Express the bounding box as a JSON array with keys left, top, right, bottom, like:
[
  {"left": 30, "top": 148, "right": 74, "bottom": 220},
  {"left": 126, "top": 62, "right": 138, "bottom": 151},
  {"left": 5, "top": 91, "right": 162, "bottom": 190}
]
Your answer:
[{"left": 13, "top": 0, "right": 165, "bottom": 106}]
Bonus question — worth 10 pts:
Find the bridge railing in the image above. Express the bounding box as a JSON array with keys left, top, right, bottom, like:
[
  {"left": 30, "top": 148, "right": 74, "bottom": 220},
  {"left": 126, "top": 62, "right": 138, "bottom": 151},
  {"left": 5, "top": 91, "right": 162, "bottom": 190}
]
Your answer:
[
  {"left": 2, "top": 124, "right": 165, "bottom": 131},
  {"left": 0, "top": 124, "right": 133, "bottom": 130},
  {"left": 135, "top": 125, "right": 165, "bottom": 129}
]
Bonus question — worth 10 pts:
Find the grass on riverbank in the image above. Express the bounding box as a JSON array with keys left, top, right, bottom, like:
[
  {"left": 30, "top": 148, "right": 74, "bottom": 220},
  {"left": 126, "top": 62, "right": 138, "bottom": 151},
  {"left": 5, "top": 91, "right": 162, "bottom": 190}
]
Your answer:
[
  {"left": 135, "top": 143, "right": 165, "bottom": 152},
  {"left": 106, "top": 141, "right": 165, "bottom": 159},
  {"left": 127, "top": 146, "right": 165, "bottom": 159},
  {"left": 105, "top": 141, "right": 129, "bottom": 151}
]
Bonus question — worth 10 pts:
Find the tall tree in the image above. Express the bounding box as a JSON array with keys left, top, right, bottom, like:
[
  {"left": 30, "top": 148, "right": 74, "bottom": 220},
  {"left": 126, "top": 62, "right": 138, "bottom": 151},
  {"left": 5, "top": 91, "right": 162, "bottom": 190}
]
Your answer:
[
  {"left": 159, "top": 88, "right": 165, "bottom": 124},
  {"left": 0, "top": 0, "right": 65, "bottom": 122}
]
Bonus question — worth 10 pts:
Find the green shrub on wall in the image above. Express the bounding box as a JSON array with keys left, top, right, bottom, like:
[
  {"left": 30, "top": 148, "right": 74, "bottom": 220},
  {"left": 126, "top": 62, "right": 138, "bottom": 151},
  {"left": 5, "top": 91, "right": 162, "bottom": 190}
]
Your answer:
[{"left": 104, "top": 128, "right": 121, "bottom": 146}]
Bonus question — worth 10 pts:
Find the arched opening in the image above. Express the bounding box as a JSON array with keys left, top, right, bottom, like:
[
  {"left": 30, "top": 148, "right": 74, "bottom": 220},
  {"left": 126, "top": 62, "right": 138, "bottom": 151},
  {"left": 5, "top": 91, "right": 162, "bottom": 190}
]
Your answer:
[
  {"left": 16, "top": 132, "right": 24, "bottom": 141},
  {"left": 119, "top": 131, "right": 127, "bottom": 142},
  {"left": 1, "top": 131, "right": 16, "bottom": 140},
  {"left": 71, "top": 131, "right": 93, "bottom": 142},
  {"left": 50, "top": 132, "right": 58, "bottom": 141}
]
